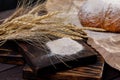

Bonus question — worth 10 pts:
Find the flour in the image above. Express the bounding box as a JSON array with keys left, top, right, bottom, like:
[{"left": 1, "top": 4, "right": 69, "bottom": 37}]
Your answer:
[
  {"left": 46, "top": 38, "right": 84, "bottom": 56},
  {"left": 81, "top": 0, "right": 120, "bottom": 16},
  {"left": 104, "top": 0, "right": 120, "bottom": 5},
  {"left": 82, "top": 0, "right": 104, "bottom": 15}
]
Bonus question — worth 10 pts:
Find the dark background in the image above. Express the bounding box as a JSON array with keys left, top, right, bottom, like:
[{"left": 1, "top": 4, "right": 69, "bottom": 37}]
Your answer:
[
  {"left": 0, "top": 0, "right": 17, "bottom": 11},
  {"left": 0, "top": 0, "right": 46, "bottom": 12}
]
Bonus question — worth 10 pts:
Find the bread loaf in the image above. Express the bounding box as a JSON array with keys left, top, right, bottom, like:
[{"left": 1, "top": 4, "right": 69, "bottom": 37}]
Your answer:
[{"left": 79, "top": 0, "right": 120, "bottom": 32}]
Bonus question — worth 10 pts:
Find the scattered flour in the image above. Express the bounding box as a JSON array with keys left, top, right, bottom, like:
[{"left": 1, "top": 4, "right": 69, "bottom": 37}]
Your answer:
[{"left": 46, "top": 38, "right": 84, "bottom": 56}]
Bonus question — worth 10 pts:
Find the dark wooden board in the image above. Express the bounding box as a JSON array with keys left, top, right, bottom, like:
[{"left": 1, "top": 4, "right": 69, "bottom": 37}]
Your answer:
[
  {"left": 0, "top": 53, "right": 24, "bottom": 65},
  {"left": 19, "top": 40, "right": 98, "bottom": 75},
  {"left": 23, "top": 55, "right": 104, "bottom": 80},
  {"left": 0, "top": 61, "right": 120, "bottom": 80}
]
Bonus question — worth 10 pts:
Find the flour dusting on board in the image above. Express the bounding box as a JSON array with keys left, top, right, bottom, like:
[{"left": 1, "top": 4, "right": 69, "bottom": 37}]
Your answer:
[{"left": 46, "top": 38, "right": 84, "bottom": 56}]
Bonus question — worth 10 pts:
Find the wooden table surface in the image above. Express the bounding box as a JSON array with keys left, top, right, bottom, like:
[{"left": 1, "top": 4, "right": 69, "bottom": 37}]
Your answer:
[{"left": 0, "top": 63, "right": 119, "bottom": 80}]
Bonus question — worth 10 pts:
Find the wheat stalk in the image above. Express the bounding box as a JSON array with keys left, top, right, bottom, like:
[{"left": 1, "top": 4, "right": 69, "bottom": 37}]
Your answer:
[
  {"left": 0, "top": 0, "right": 108, "bottom": 67},
  {"left": 0, "top": 0, "right": 106, "bottom": 50}
]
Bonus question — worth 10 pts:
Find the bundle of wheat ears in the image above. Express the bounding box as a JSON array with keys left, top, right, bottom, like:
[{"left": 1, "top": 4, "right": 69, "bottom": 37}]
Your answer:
[{"left": 0, "top": 0, "right": 105, "bottom": 48}]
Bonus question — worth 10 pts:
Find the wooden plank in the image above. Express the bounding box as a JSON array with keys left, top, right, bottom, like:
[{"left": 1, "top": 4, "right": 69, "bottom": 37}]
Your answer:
[
  {"left": 0, "top": 53, "right": 24, "bottom": 65},
  {"left": 20, "top": 39, "right": 98, "bottom": 76},
  {"left": 23, "top": 55, "right": 104, "bottom": 80},
  {"left": 49, "top": 55, "right": 104, "bottom": 80},
  {"left": 0, "top": 40, "right": 25, "bottom": 65}
]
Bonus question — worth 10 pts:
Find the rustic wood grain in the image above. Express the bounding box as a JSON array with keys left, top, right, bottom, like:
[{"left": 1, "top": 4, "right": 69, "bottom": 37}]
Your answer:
[
  {"left": 0, "top": 41, "right": 25, "bottom": 65},
  {"left": 19, "top": 39, "right": 97, "bottom": 76},
  {"left": 0, "top": 54, "right": 24, "bottom": 65},
  {"left": 23, "top": 54, "right": 104, "bottom": 80},
  {"left": 47, "top": 55, "right": 104, "bottom": 80}
]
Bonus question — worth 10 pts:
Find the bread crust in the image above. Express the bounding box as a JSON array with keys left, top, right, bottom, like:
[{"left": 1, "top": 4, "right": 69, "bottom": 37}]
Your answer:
[{"left": 79, "top": 0, "right": 120, "bottom": 32}]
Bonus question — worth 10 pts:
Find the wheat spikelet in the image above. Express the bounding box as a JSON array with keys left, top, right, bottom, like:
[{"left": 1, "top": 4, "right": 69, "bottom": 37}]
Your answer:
[
  {"left": 33, "top": 11, "right": 60, "bottom": 21},
  {"left": 81, "top": 27, "right": 106, "bottom": 32},
  {"left": 28, "top": 2, "right": 46, "bottom": 14},
  {"left": 3, "top": 7, "right": 25, "bottom": 23}
]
